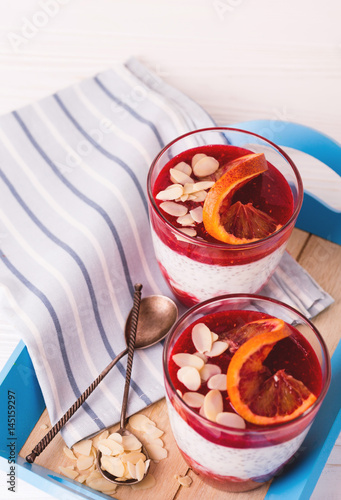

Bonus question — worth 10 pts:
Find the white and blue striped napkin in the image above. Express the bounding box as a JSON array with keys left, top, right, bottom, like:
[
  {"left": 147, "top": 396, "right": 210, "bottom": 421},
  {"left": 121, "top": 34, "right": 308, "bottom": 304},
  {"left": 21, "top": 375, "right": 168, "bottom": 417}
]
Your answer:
[{"left": 0, "top": 58, "right": 333, "bottom": 447}]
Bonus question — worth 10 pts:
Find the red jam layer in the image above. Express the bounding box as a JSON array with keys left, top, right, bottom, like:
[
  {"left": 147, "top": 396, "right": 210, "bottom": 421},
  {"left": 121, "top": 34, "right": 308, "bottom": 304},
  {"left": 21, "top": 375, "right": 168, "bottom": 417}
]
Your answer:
[
  {"left": 168, "top": 309, "right": 322, "bottom": 446},
  {"left": 153, "top": 144, "right": 294, "bottom": 243}
]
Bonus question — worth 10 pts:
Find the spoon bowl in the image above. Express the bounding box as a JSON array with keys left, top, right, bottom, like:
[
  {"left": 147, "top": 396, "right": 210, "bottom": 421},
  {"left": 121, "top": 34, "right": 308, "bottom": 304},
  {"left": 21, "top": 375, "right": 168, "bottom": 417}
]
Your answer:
[{"left": 125, "top": 294, "right": 178, "bottom": 349}]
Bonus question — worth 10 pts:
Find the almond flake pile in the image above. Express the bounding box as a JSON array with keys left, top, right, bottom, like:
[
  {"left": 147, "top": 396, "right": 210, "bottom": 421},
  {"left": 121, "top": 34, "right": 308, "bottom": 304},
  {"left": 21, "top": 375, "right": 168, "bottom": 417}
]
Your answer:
[
  {"left": 58, "top": 414, "right": 167, "bottom": 495},
  {"left": 156, "top": 153, "right": 219, "bottom": 239},
  {"left": 173, "top": 322, "right": 246, "bottom": 429}
]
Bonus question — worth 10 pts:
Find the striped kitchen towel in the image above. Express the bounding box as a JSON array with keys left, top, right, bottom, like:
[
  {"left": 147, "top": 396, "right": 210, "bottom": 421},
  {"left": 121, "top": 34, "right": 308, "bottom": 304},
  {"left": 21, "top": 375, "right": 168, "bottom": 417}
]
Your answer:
[{"left": 0, "top": 58, "right": 333, "bottom": 447}]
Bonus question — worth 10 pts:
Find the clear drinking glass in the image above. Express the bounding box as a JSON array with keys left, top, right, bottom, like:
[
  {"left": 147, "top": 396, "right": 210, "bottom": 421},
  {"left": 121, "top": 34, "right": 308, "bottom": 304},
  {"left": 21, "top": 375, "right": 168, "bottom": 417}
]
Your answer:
[
  {"left": 147, "top": 127, "right": 303, "bottom": 307},
  {"left": 163, "top": 294, "right": 330, "bottom": 492}
]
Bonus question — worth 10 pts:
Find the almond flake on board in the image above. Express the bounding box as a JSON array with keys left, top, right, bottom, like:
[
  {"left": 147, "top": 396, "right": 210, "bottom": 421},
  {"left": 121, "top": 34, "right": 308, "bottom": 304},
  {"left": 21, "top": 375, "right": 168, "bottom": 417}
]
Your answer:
[
  {"left": 77, "top": 455, "right": 94, "bottom": 471},
  {"left": 58, "top": 466, "right": 79, "bottom": 480},
  {"left": 72, "top": 439, "right": 92, "bottom": 457},
  {"left": 63, "top": 446, "right": 77, "bottom": 461},
  {"left": 145, "top": 443, "right": 168, "bottom": 461},
  {"left": 129, "top": 414, "right": 155, "bottom": 432},
  {"left": 175, "top": 474, "right": 193, "bottom": 487},
  {"left": 131, "top": 473, "right": 156, "bottom": 490}
]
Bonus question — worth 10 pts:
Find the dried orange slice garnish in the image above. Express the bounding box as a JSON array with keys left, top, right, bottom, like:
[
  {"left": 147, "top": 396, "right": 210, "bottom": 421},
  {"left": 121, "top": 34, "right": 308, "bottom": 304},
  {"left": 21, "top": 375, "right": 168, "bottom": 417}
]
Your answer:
[
  {"left": 202, "top": 153, "right": 276, "bottom": 244},
  {"left": 226, "top": 318, "right": 317, "bottom": 426}
]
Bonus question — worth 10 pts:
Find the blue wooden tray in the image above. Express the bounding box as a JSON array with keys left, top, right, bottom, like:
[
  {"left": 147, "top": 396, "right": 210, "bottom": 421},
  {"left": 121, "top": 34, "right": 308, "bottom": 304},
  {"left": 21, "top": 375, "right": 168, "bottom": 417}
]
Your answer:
[
  {"left": 0, "top": 340, "right": 114, "bottom": 500},
  {"left": 232, "top": 120, "right": 341, "bottom": 246}
]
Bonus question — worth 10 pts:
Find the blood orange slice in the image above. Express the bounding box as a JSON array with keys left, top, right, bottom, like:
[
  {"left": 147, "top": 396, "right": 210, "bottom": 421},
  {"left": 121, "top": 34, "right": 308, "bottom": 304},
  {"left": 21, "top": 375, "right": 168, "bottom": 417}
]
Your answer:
[
  {"left": 226, "top": 319, "right": 317, "bottom": 426},
  {"left": 202, "top": 153, "right": 277, "bottom": 244},
  {"left": 220, "top": 201, "right": 281, "bottom": 245}
]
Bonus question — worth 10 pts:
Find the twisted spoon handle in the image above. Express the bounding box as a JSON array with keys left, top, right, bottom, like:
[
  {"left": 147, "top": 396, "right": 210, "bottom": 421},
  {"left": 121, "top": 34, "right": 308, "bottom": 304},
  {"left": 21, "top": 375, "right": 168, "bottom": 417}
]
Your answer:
[
  {"left": 120, "top": 283, "right": 142, "bottom": 429},
  {"left": 26, "top": 285, "right": 142, "bottom": 464}
]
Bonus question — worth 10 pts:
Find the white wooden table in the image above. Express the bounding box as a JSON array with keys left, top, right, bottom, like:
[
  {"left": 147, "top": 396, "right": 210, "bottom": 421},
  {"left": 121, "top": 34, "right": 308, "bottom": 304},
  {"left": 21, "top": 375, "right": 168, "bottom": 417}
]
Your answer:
[{"left": 0, "top": 1, "right": 340, "bottom": 499}]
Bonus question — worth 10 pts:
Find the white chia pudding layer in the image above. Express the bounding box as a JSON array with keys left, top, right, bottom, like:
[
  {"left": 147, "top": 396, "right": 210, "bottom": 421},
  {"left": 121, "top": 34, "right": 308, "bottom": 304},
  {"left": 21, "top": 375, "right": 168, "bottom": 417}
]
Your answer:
[
  {"left": 167, "top": 399, "right": 310, "bottom": 480},
  {"left": 151, "top": 229, "right": 287, "bottom": 302}
]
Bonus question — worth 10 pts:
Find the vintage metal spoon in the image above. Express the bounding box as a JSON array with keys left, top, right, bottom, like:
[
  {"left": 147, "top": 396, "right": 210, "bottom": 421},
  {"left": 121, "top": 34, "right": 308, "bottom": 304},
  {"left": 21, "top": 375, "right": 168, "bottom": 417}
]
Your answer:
[
  {"left": 96, "top": 283, "right": 148, "bottom": 484},
  {"left": 26, "top": 286, "right": 178, "bottom": 463}
]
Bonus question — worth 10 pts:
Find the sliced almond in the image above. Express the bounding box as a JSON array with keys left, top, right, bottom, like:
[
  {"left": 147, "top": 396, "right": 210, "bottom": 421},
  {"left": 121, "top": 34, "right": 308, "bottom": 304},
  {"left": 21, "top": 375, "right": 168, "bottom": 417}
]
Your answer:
[
  {"left": 87, "top": 477, "right": 117, "bottom": 494},
  {"left": 72, "top": 439, "right": 92, "bottom": 457},
  {"left": 121, "top": 451, "right": 146, "bottom": 464},
  {"left": 191, "top": 153, "right": 207, "bottom": 168},
  {"left": 189, "top": 206, "right": 203, "bottom": 223},
  {"left": 211, "top": 332, "right": 219, "bottom": 342},
  {"left": 145, "top": 443, "right": 168, "bottom": 461},
  {"left": 101, "top": 456, "right": 125, "bottom": 477},
  {"left": 183, "top": 391, "right": 205, "bottom": 408},
  {"left": 194, "top": 351, "right": 208, "bottom": 363},
  {"left": 97, "top": 443, "right": 112, "bottom": 456},
  {"left": 160, "top": 201, "right": 188, "bottom": 217},
  {"left": 172, "top": 352, "right": 204, "bottom": 370},
  {"left": 216, "top": 412, "right": 246, "bottom": 429},
  {"left": 58, "top": 466, "right": 79, "bottom": 480},
  {"left": 205, "top": 341, "right": 229, "bottom": 357},
  {"left": 92, "top": 430, "right": 109, "bottom": 448},
  {"left": 127, "top": 461, "right": 137, "bottom": 479},
  {"left": 135, "top": 458, "right": 146, "bottom": 481},
  {"left": 108, "top": 432, "right": 123, "bottom": 443},
  {"left": 170, "top": 168, "right": 194, "bottom": 185},
  {"left": 177, "top": 366, "right": 201, "bottom": 391},
  {"left": 131, "top": 473, "right": 156, "bottom": 490},
  {"left": 203, "top": 389, "right": 223, "bottom": 422},
  {"left": 129, "top": 414, "right": 155, "bottom": 432},
  {"left": 156, "top": 185, "right": 183, "bottom": 201},
  {"left": 121, "top": 434, "right": 142, "bottom": 451},
  {"left": 173, "top": 161, "right": 192, "bottom": 176},
  {"left": 193, "top": 156, "right": 219, "bottom": 177},
  {"left": 98, "top": 438, "right": 124, "bottom": 455},
  {"left": 77, "top": 475, "right": 87, "bottom": 484},
  {"left": 200, "top": 363, "right": 222, "bottom": 382},
  {"left": 77, "top": 455, "right": 94, "bottom": 471},
  {"left": 144, "top": 426, "right": 164, "bottom": 439},
  {"left": 207, "top": 373, "right": 227, "bottom": 391},
  {"left": 179, "top": 194, "right": 189, "bottom": 202},
  {"left": 176, "top": 227, "right": 197, "bottom": 239},
  {"left": 63, "top": 446, "right": 77, "bottom": 461},
  {"left": 177, "top": 213, "right": 195, "bottom": 227},
  {"left": 184, "top": 181, "right": 214, "bottom": 194},
  {"left": 192, "top": 323, "right": 212, "bottom": 353},
  {"left": 176, "top": 474, "right": 193, "bottom": 487},
  {"left": 190, "top": 190, "right": 207, "bottom": 202}
]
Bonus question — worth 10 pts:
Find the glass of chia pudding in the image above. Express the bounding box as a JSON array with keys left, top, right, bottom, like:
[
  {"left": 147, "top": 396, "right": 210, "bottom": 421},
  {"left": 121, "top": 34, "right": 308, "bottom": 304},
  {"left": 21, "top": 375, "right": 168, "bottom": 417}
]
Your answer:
[
  {"left": 147, "top": 128, "right": 303, "bottom": 307},
  {"left": 163, "top": 294, "right": 330, "bottom": 492}
]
